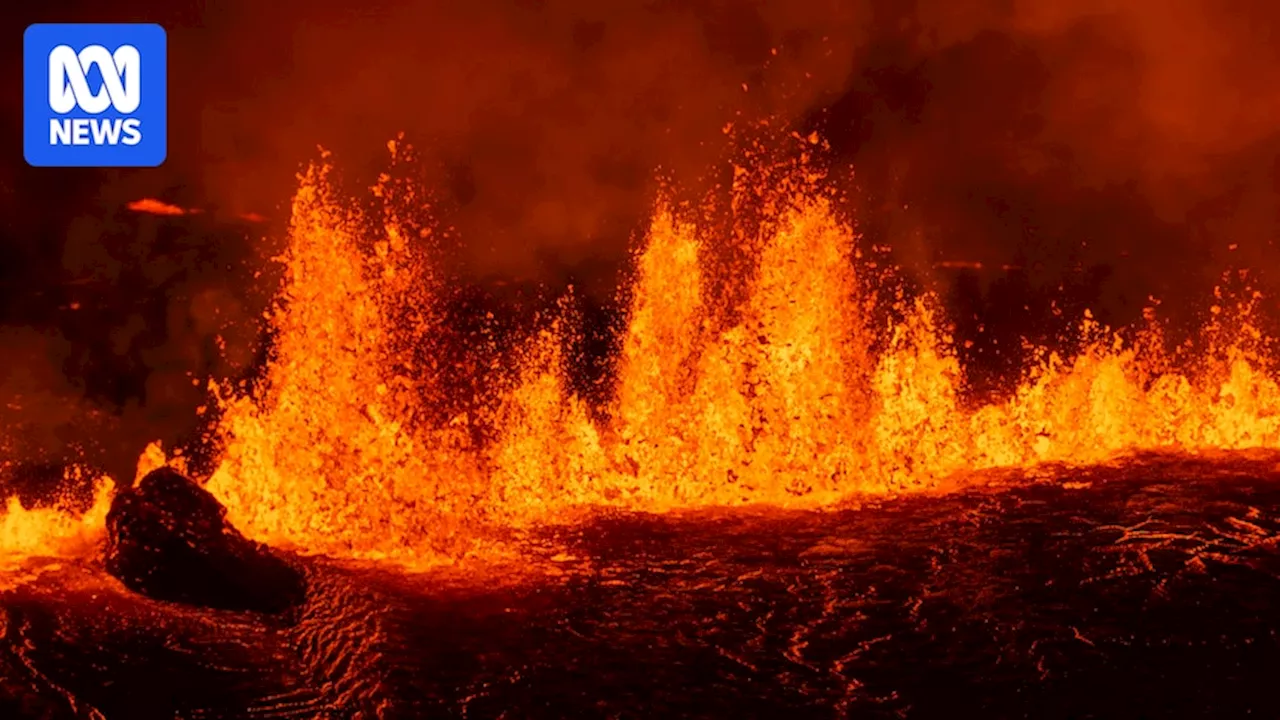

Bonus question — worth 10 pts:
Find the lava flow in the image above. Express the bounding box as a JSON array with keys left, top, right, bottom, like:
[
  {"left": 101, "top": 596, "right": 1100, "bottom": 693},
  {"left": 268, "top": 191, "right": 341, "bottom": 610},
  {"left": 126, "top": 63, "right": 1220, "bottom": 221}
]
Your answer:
[{"left": 4, "top": 139, "right": 1280, "bottom": 567}]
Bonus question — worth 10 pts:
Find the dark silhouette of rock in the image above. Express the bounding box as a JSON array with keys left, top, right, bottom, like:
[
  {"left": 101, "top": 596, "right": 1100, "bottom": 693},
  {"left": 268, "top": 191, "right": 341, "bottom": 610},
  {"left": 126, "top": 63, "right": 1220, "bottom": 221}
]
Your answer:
[{"left": 104, "top": 468, "right": 306, "bottom": 613}]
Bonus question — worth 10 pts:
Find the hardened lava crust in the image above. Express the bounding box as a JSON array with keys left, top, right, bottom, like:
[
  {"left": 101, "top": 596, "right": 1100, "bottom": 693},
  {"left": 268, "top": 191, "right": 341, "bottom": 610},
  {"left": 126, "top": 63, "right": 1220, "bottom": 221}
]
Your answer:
[{"left": 2, "top": 453, "right": 1280, "bottom": 719}]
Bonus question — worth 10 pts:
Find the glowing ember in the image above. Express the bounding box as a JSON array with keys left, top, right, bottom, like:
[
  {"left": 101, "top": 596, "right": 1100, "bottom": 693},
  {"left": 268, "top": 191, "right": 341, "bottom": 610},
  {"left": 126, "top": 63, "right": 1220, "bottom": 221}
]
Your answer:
[
  {"left": 126, "top": 197, "right": 188, "bottom": 216},
  {"left": 125, "top": 197, "right": 267, "bottom": 223}
]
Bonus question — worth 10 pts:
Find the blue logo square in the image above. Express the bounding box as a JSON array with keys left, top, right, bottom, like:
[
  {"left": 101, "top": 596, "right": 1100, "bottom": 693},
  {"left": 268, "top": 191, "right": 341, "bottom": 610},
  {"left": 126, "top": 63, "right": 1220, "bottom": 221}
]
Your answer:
[{"left": 23, "top": 23, "right": 167, "bottom": 167}]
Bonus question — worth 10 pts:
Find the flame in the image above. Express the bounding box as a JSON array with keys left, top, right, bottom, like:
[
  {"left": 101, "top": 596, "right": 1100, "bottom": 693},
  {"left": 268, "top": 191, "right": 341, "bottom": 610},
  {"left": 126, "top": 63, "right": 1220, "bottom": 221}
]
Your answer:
[{"left": 8, "top": 141, "right": 1280, "bottom": 570}]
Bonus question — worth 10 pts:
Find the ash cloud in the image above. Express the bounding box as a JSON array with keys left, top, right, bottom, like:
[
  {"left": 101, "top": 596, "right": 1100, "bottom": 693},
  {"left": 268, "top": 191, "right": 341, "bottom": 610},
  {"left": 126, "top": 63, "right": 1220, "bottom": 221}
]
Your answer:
[
  {"left": 838, "top": 0, "right": 1280, "bottom": 319},
  {"left": 159, "top": 0, "right": 1280, "bottom": 310},
  {"left": 181, "top": 0, "right": 870, "bottom": 293}
]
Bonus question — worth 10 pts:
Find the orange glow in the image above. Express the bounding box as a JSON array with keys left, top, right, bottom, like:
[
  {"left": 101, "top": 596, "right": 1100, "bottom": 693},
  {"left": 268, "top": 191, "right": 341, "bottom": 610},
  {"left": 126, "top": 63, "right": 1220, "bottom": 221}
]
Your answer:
[
  {"left": 204, "top": 158, "right": 485, "bottom": 564},
  {"left": 8, "top": 143, "right": 1280, "bottom": 569},
  {"left": 134, "top": 440, "right": 190, "bottom": 486},
  {"left": 125, "top": 197, "right": 267, "bottom": 223},
  {"left": 126, "top": 197, "right": 188, "bottom": 216},
  {"left": 211, "top": 150, "right": 1278, "bottom": 543},
  {"left": 488, "top": 308, "right": 610, "bottom": 520},
  {"left": 176, "top": 152, "right": 1280, "bottom": 555},
  {"left": 0, "top": 468, "right": 114, "bottom": 577}
]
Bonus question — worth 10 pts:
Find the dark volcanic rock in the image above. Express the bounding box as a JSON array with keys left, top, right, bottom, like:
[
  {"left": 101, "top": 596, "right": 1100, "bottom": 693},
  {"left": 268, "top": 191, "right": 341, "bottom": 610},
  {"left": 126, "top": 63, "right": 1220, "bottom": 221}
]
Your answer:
[{"left": 104, "top": 468, "right": 306, "bottom": 613}]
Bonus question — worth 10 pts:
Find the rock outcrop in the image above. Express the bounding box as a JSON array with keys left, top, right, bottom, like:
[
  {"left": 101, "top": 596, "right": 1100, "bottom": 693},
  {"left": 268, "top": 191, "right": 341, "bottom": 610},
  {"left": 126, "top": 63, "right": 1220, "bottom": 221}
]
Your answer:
[{"left": 104, "top": 468, "right": 305, "bottom": 613}]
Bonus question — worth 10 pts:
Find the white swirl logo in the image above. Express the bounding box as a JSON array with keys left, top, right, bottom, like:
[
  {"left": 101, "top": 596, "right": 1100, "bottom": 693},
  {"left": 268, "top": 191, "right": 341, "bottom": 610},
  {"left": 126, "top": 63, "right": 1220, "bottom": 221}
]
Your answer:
[{"left": 47, "top": 44, "right": 140, "bottom": 114}]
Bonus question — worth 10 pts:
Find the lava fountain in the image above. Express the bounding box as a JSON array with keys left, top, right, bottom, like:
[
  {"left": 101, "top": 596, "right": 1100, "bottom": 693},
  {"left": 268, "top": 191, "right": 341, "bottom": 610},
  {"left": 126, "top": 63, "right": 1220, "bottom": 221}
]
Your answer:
[{"left": 4, "top": 138, "right": 1280, "bottom": 567}]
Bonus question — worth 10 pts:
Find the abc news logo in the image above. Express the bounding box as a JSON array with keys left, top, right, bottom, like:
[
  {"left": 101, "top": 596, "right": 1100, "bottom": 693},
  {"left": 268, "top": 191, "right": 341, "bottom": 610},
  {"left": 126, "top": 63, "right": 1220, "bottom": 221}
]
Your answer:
[
  {"left": 24, "top": 24, "right": 167, "bottom": 167},
  {"left": 48, "top": 44, "right": 144, "bottom": 147}
]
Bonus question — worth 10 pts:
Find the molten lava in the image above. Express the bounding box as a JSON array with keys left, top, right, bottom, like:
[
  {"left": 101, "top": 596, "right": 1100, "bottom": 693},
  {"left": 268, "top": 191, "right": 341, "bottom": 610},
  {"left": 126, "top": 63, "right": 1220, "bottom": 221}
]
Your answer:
[
  {"left": 0, "top": 470, "right": 112, "bottom": 578},
  {"left": 126, "top": 197, "right": 267, "bottom": 223},
  {"left": 206, "top": 158, "right": 485, "bottom": 562},
  {"left": 126, "top": 197, "right": 189, "bottom": 216},
  {"left": 6, "top": 140, "right": 1280, "bottom": 567}
]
